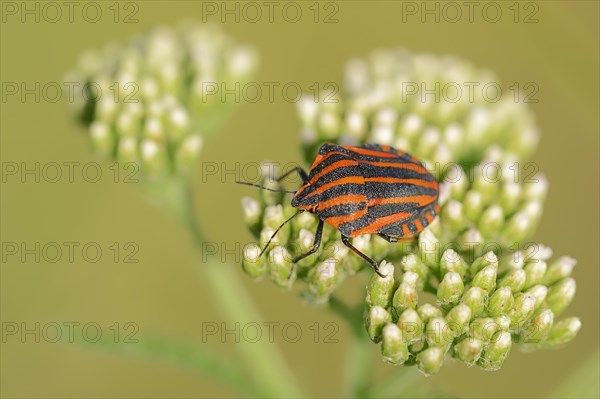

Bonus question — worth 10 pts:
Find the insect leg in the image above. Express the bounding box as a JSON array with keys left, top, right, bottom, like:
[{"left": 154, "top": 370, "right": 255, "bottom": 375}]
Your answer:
[
  {"left": 276, "top": 166, "right": 309, "bottom": 184},
  {"left": 341, "top": 236, "right": 386, "bottom": 278},
  {"left": 259, "top": 209, "right": 305, "bottom": 257},
  {"left": 289, "top": 219, "right": 324, "bottom": 278}
]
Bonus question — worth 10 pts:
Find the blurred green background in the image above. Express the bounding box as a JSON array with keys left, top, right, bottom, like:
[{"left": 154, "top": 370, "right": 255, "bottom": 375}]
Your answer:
[{"left": 1, "top": 1, "right": 598, "bottom": 398}]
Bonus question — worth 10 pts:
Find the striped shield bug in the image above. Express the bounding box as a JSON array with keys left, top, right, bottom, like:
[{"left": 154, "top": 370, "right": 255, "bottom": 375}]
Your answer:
[{"left": 238, "top": 143, "right": 440, "bottom": 277}]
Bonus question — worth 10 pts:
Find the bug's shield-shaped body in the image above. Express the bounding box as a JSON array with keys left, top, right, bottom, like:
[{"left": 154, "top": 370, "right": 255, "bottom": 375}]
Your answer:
[{"left": 292, "top": 143, "right": 439, "bottom": 239}]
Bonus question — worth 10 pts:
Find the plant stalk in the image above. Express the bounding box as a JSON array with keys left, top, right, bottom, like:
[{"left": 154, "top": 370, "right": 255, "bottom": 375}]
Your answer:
[
  {"left": 330, "top": 295, "right": 374, "bottom": 399},
  {"left": 150, "top": 177, "right": 305, "bottom": 398}
]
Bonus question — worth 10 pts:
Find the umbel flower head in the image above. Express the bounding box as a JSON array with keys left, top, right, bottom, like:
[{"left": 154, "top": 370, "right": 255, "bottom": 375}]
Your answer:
[
  {"left": 242, "top": 49, "right": 549, "bottom": 297},
  {"left": 240, "top": 48, "right": 580, "bottom": 373},
  {"left": 296, "top": 48, "right": 539, "bottom": 167},
  {"left": 367, "top": 251, "right": 580, "bottom": 374},
  {"left": 66, "top": 20, "right": 258, "bottom": 181}
]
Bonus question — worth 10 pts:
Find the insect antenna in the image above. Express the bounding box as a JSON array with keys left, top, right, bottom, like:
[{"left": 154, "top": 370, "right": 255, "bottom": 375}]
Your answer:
[
  {"left": 259, "top": 209, "right": 305, "bottom": 257},
  {"left": 235, "top": 180, "right": 297, "bottom": 194}
]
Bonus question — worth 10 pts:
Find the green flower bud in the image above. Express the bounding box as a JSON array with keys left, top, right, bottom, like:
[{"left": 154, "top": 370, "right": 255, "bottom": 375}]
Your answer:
[
  {"left": 457, "top": 229, "right": 484, "bottom": 256},
  {"left": 542, "top": 256, "right": 576, "bottom": 286},
  {"left": 381, "top": 324, "right": 410, "bottom": 365},
  {"left": 241, "top": 196, "right": 262, "bottom": 235},
  {"left": 175, "top": 134, "right": 203, "bottom": 171},
  {"left": 89, "top": 121, "right": 115, "bottom": 157},
  {"left": 543, "top": 317, "right": 582, "bottom": 347},
  {"left": 141, "top": 139, "right": 169, "bottom": 179},
  {"left": 470, "top": 317, "right": 499, "bottom": 341},
  {"left": 526, "top": 285, "right": 548, "bottom": 310},
  {"left": 366, "top": 261, "right": 396, "bottom": 308},
  {"left": 494, "top": 315, "right": 511, "bottom": 332},
  {"left": 524, "top": 243, "right": 553, "bottom": 262},
  {"left": 445, "top": 166, "right": 468, "bottom": 201},
  {"left": 498, "top": 180, "right": 521, "bottom": 214},
  {"left": 96, "top": 95, "right": 119, "bottom": 121},
  {"left": 510, "top": 293, "right": 536, "bottom": 327},
  {"left": 330, "top": 240, "right": 350, "bottom": 264},
  {"left": 343, "top": 110, "right": 367, "bottom": 141},
  {"left": 462, "top": 287, "right": 487, "bottom": 317},
  {"left": 306, "top": 258, "right": 340, "bottom": 303},
  {"left": 419, "top": 229, "right": 441, "bottom": 272},
  {"left": 241, "top": 243, "right": 266, "bottom": 280},
  {"left": 471, "top": 263, "right": 497, "bottom": 294},
  {"left": 116, "top": 109, "right": 141, "bottom": 137},
  {"left": 351, "top": 235, "right": 372, "bottom": 258},
  {"left": 318, "top": 110, "right": 341, "bottom": 139},
  {"left": 400, "top": 254, "right": 429, "bottom": 287},
  {"left": 470, "top": 251, "right": 498, "bottom": 276},
  {"left": 439, "top": 249, "right": 468, "bottom": 279},
  {"left": 463, "top": 190, "right": 484, "bottom": 222},
  {"left": 500, "top": 211, "right": 534, "bottom": 246},
  {"left": 392, "top": 272, "right": 419, "bottom": 313},
  {"left": 292, "top": 209, "right": 317, "bottom": 232},
  {"left": 473, "top": 165, "right": 499, "bottom": 205},
  {"left": 524, "top": 173, "right": 548, "bottom": 202},
  {"left": 371, "top": 235, "right": 391, "bottom": 257},
  {"left": 488, "top": 286, "right": 514, "bottom": 316},
  {"left": 259, "top": 227, "right": 278, "bottom": 249},
  {"left": 416, "top": 347, "right": 445, "bottom": 376},
  {"left": 437, "top": 272, "right": 464, "bottom": 305},
  {"left": 478, "top": 331, "right": 512, "bottom": 371},
  {"left": 417, "top": 304, "right": 443, "bottom": 323},
  {"left": 520, "top": 309, "right": 554, "bottom": 344},
  {"left": 478, "top": 205, "right": 504, "bottom": 238},
  {"left": 117, "top": 137, "right": 139, "bottom": 164},
  {"left": 546, "top": 278, "right": 576, "bottom": 316},
  {"left": 426, "top": 317, "right": 453, "bottom": 348},
  {"left": 441, "top": 200, "right": 467, "bottom": 233},
  {"left": 366, "top": 306, "right": 392, "bottom": 342},
  {"left": 268, "top": 247, "right": 294, "bottom": 288},
  {"left": 523, "top": 260, "right": 547, "bottom": 290},
  {"left": 259, "top": 163, "right": 283, "bottom": 206},
  {"left": 397, "top": 309, "right": 424, "bottom": 344},
  {"left": 445, "top": 303, "right": 472, "bottom": 337},
  {"left": 143, "top": 116, "right": 164, "bottom": 141},
  {"left": 263, "top": 204, "right": 286, "bottom": 231},
  {"left": 497, "top": 269, "right": 526, "bottom": 292},
  {"left": 498, "top": 250, "right": 525, "bottom": 274},
  {"left": 454, "top": 337, "right": 484, "bottom": 365}
]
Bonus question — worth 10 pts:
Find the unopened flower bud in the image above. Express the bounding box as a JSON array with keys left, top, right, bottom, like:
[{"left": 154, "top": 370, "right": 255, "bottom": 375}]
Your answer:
[
  {"left": 381, "top": 324, "right": 410, "bottom": 365},
  {"left": 437, "top": 272, "right": 464, "bottom": 305},
  {"left": 478, "top": 331, "right": 512, "bottom": 371},
  {"left": 546, "top": 278, "right": 576, "bottom": 316},
  {"left": 366, "top": 261, "right": 396, "bottom": 308},
  {"left": 392, "top": 272, "right": 419, "bottom": 313},
  {"left": 241, "top": 243, "right": 266, "bottom": 280},
  {"left": 461, "top": 287, "right": 486, "bottom": 317},
  {"left": 366, "top": 306, "right": 392, "bottom": 342},
  {"left": 416, "top": 347, "right": 445, "bottom": 376},
  {"left": 454, "top": 337, "right": 484, "bottom": 365},
  {"left": 543, "top": 256, "right": 576, "bottom": 286},
  {"left": 488, "top": 286, "right": 514, "bottom": 317}
]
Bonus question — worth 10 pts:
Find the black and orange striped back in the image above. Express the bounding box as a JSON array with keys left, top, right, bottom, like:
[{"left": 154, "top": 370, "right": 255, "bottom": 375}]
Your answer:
[{"left": 292, "top": 143, "right": 439, "bottom": 238}]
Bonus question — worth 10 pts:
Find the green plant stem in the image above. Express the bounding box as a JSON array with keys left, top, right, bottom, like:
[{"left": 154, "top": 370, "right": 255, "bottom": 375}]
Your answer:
[
  {"left": 330, "top": 295, "right": 374, "bottom": 399},
  {"left": 72, "top": 335, "right": 259, "bottom": 396},
  {"left": 149, "top": 177, "right": 305, "bottom": 398},
  {"left": 369, "top": 368, "right": 419, "bottom": 398}
]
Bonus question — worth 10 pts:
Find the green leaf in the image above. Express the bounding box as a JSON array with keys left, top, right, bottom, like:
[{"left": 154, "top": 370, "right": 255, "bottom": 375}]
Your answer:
[
  {"left": 68, "top": 334, "right": 259, "bottom": 397},
  {"left": 549, "top": 349, "right": 600, "bottom": 398}
]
